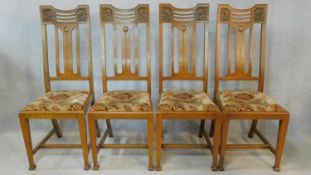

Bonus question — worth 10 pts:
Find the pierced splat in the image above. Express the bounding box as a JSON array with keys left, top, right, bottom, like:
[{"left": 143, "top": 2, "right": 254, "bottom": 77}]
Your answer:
[
  {"left": 113, "top": 24, "right": 139, "bottom": 77},
  {"left": 159, "top": 3, "right": 209, "bottom": 92},
  {"left": 215, "top": 4, "right": 268, "bottom": 94},
  {"left": 56, "top": 23, "right": 79, "bottom": 77},
  {"left": 100, "top": 4, "right": 151, "bottom": 93},
  {"left": 40, "top": 5, "right": 94, "bottom": 93},
  {"left": 171, "top": 23, "right": 196, "bottom": 78}
]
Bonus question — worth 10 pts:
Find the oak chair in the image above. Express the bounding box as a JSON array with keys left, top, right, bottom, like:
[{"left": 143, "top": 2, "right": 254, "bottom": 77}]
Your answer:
[
  {"left": 156, "top": 3, "right": 221, "bottom": 171},
  {"left": 213, "top": 4, "right": 290, "bottom": 171},
  {"left": 19, "top": 5, "right": 111, "bottom": 170},
  {"left": 88, "top": 4, "right": 153, "bottom": 171}
]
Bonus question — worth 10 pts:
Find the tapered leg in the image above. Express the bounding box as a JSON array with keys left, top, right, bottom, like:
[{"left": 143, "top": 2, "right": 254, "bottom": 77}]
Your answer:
[
  {"left": 156, "top": 114, "right": 163, "bottom": 171},
  {"left": 19, "top": 114, "right": 36, "bottom": 170},
  {"left": 218, "top": 115, "right": 229, "bottom": 171},
  {"left": 211, "top": 115, "right": 222, "bottom": 171},
  {"left": 106, "top": 119, "right": 113, "bottom": 138},
  {"left": 95, "top": 120, "right": 101, "bottom": 138},
  {"left": 51, "top": 119, "right": 62, "bottom": 138},
  {"left": 273, "top": 116, "right": 289, "bottom": 171},
  {"left": 209, "top": 120, "right": 215, "bottom": 137},
  {"left": 148, "top": 117, "right": 154, "bottom": 171},
  {"left": 248, "top": 120, "right": 258, "bottom": 138},
  {"left": 198, "top": 120, "right": 205, "bottom": 138},
  {"left": 89, "top": 116, "right": 99, "bottom": 170},
  {"left": 77, "top": 115, "right": 90, "bottom": 170}
]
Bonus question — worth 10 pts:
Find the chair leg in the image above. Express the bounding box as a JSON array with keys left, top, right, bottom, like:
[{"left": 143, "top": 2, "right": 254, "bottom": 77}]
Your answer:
[
  {"left": 89, "top": 117, "right": 99, "bottom": 170},
  {"left": 156, "top": 114, "right": 163, "bottom": 171},
  {"left": 19, "top": 114, "right": 36, "bottom": 170},
  {"left": 95, "top": 120, "right": 101, "bottom": 138},
  {"left": 218, "top": 116, "right": 229, "bottom": 171},
  {"left": 148, "top": 117, "right": 154, "bottom": 171},
  {"left": 211, "top": 115, "right": 221, "bottom": 171},
  {"left": 209, "top": 120, "right": 215, "bottom": 137},
  {"left": 273, "top": 117, "right": 289, "bottom": 172},
  {"left": 77, "top": 115, "right": 90, "bottom": 170},
  {"left": 106, "top": 119, "right": 113, "bottom": 138},
  {"left": 198, "top": 119, "right": 205, "bottom": 138},
  {"left": 248, "top": 120, "right": 258, "bottom": 138},
  {"left": 51, "top": 119, "right": 62, "bottom": 138}
]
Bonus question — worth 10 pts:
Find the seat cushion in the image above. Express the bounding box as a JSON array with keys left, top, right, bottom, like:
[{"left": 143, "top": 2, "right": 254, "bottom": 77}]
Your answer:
[
  {"left": 158, "top": 91, "right": 218, "bottom": 112},
  {"left": 23, "top": 90, "right": 89, "bottom": 112},
  {"left": 91, "top": 91, "right": 151, "bottom": 112},
  {"left": 217, "top": 90, "right": 286, "bottom": 112}
]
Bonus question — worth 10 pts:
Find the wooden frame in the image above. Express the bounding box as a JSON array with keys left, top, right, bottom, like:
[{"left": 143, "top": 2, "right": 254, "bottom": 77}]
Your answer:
[
  {"left": 213, "top": 4, "right": 289, "bottom": 171},
  {"left": 19, "top": 5, "right": 98, "bottom": 170},
  {"left": 156, "top": 3, "right": 221, "bottom": 171},
  {"left": 88, "top": 4, "right": 154, "bottom": 171}
]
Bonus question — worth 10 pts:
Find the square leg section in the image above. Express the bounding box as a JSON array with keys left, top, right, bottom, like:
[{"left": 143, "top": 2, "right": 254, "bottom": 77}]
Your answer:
[
  {"left": 156, "top": 112, "right": 221, "bottom": 171},
  {"left": 218, "top": 114, "right": 289, "bottom": 172},
  {"left": 19, "top": 113, "right": 91, "bottom": 170},
  {"left": 88, "top": 113, "right": 154, "bottom": 171}
]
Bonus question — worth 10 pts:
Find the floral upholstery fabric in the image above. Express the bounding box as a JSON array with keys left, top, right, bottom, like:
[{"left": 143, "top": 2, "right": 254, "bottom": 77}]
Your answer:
[
  {"left": 217, "top": 90, "right": 286, "bottom": 112},
  {"left": 23, "top": 90, "right": 89, "bottom": 112},
  {"left": 91, "top": 91, "right": 151, "bottom": 112},
  {"left": 158, "top": 91, "right": 218, "bottom": 112}
]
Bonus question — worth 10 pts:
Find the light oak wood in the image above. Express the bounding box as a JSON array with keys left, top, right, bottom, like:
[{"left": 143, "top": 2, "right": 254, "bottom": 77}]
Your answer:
[
  {"left": 159, "top": 3, "right": 210, "bottom": 93},
  {"left": 157, "top": 3, "right": 221, "bottom": 171},
  {"left": 88, "top": 4, "right": 153, "bottom": 171},
  {"left": 19, "top": 5, "right": 95, "bottom": 170},
  {"left": 213, "top": 4, "right": 290, "bottom": 171}
]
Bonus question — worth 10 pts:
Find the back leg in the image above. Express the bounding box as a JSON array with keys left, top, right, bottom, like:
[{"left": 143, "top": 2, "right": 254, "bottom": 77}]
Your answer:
[
  {"left": 248, "top": 120, "right": 258, "bottom": 138},
  {"left": 106, "top": 119, "right": 113, "bottom": 137},
  {"left": 96, "top": 120, "right": 101, "bottom": 137},
  {"left": 209, "top": 120, "right": 215, "bottom": 137},
  {"left": 51, "top": 119, "right": 62, "bottom": 138},
  {"left": 199, "top": 120, "right": 205, "bottom": 137}
]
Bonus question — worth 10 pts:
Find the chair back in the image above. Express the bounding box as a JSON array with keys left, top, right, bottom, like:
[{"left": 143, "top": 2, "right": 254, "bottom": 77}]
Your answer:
[
  {"left": 100, "top": 4, "right": 151, "bottom": 93},
  {"left": 40, "top": 5, "right": 94, "bottom": 94},
  {"left": 159, "top": 3, "right": 210, "bottom": 93},
  {"left": 215, "top": 4, "right": 268, "bottom": 95}
]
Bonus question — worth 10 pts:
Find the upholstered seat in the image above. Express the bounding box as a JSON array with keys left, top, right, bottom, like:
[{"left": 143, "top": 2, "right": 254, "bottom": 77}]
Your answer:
[
  {"left": 91, "top": 91, "right": 151, "bottom": 112},
  {"left": 158, "top": 91, "right": 218, "bottom": 112},
  {"left": 23, "top": 90, "right": 89, "bottom": 112},
  {"left": 217, "top": 90, "right": 286, "bottom": 112}
]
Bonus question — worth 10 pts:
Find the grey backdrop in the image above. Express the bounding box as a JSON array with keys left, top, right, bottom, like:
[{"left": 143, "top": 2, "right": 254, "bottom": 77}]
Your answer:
[{"left": 0, "top": 0, "right": 310, "bottom": 162}]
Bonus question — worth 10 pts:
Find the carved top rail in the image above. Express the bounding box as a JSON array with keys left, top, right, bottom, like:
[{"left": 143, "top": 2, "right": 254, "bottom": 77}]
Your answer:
[
  {"left": 100, "top": 4, "right": 149, "bottom": 23},
  {"left": 41, "top": 5, "right": 89, "bottom": 24},
  {"left": 160, "top": 3, "right": 209, "bottom": 23},
  {"left": 218, "top": 4, "right": 267, "bottom": 24},
  {"left": 159, "top": 3, "right": 210, "bottom": 93},
  {"left": 40, "top": 5, "right": 94, "bottom": 93},
  {"left": 215, "top": 4, "right": 268, "bottom": 93}
]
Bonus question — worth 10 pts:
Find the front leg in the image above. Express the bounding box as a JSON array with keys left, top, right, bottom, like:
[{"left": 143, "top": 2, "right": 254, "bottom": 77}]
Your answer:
[
  {"left": 156, "top": 114, "right": 163, "bottom": 171},
  {"left": 19, "top": 114, "right": 36, "bottom": 170}
]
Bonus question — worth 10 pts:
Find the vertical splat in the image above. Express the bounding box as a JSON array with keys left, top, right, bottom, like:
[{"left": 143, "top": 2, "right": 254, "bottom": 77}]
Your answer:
[
  {"left": 58, "top": 23, "right": 78, "bottom": 76},
  {"left": 234, "top": 25, "right": 246, "bottom": 75}
]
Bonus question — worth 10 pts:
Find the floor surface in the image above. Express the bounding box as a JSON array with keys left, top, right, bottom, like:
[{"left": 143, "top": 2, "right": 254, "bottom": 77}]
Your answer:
[{"left": 1, "top": 122, "right": 310, "bottom": 175}]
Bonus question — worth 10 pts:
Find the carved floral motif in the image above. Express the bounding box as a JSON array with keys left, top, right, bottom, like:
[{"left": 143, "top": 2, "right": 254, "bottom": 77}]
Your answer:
[
  {"left": 220, "top": 7, "right": 230, "bottom": 22},
  {"left": 101, "top": 7, "right": 114, "bottom": 22},
  {"left": 194, "top": 7, "right": 208, "bottom": 21},
  {"left": 253, "top": 7, "right": 265, "bottom": 22},
  {"left": 136, "top": 6, "right": 148, "bottom": 22},
  {"left": 160, "top": 7, "right": 173, "bottom": 21},
  {"left": 42, "top": 8, "right": 56, "bottom": 22},
  {"left": 76, "top": 8, "right": 87, "bottom": 22}
]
